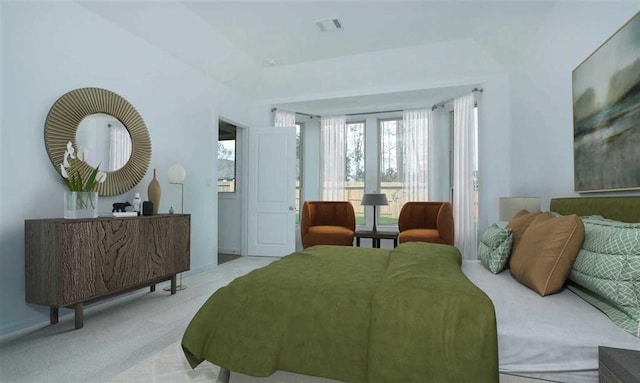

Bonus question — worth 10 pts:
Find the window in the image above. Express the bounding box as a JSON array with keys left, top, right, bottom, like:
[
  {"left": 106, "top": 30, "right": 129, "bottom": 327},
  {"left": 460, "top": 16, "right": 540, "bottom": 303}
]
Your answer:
[
  {"left": 313, "top": 104, "right": 477, "bottom": 232},
  {"left": 345, "top": 121, "right": 365, "bottom": 224},
  {"left": 218, "top": 123, "right": 236, "bottom": 193},
  {"left": 379, "top": 118, "right": 404, "bottom": 225}
]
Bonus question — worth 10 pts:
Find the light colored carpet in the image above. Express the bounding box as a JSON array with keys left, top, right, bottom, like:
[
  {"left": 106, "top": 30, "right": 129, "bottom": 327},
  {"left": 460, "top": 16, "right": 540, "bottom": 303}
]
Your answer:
[
  {"left": 0, "top": 255, "right": 549, "bottom": 383},
  {"left": 107, "top": 341, "right": 220, "bottom": 383},
  {"left": 109, "top": 340, "right": 547, "bottom": 383},
  {"left": 0, "top": 256, "right": 276, "bottom": 383}
]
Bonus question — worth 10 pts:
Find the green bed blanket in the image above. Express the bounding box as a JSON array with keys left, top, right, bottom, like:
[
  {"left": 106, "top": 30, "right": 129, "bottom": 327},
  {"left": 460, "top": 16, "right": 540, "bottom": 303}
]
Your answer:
[{"left": 182, "top": 242, "right": 498, "bottom": 383}]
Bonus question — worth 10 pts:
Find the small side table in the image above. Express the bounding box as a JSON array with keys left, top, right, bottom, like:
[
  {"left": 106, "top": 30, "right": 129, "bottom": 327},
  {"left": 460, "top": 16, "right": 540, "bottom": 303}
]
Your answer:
[
  {"left": 599, "top": 346, "right": 640, "bottom": 383},
  {"left": 355, "top": 230, "right": 399, "bottom": 248}
]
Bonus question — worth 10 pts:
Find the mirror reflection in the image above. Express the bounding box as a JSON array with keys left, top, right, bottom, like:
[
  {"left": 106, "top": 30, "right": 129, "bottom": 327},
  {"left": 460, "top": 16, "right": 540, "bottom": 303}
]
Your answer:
[{"left": 75, "top": 113, "right": 132, "bottom": 172}]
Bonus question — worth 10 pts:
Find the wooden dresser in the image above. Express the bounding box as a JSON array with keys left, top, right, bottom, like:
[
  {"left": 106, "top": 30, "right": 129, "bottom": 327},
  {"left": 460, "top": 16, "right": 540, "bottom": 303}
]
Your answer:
[{"left": 25, "top": 214, "right": 190, "bottom": 329}]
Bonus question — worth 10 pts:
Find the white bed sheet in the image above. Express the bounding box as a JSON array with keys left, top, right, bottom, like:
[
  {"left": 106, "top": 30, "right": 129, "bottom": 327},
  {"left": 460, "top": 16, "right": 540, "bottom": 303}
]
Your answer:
[{"left": 462, "top": 260, "right": 640, "bottom": 383}]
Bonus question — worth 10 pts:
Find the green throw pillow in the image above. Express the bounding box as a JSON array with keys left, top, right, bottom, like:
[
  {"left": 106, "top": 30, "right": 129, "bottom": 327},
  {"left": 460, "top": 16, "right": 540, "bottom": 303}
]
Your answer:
[
  {"left": 569, "top": 217, "right": 640, "bottom": 337},
  {"left": 478, "top": 224, "right": 513, "bottom": 274}
]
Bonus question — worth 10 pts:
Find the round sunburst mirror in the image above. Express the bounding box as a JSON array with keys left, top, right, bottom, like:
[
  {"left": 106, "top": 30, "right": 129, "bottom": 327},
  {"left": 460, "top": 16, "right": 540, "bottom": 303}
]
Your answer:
[{"left": 44, "top": 87, "right": 151, "bottom": 196}]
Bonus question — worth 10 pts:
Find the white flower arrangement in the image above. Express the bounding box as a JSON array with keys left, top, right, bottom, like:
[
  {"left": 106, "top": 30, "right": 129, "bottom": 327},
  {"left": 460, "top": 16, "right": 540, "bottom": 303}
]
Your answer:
[{"left": 60, "top": 141, "right": 107, "bottom": 191}]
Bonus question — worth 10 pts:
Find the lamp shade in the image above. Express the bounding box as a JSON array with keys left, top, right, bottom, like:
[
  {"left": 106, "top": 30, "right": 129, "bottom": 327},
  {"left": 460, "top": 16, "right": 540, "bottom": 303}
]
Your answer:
[
  {"left": 498, "top": 197, "right": 540, "bottom": 221},
  {"left": 361, "top": 193, "right": 388, "bottom": 206},
  {"left": 168, "top": 164, "right": 186, "bottom": 184}
]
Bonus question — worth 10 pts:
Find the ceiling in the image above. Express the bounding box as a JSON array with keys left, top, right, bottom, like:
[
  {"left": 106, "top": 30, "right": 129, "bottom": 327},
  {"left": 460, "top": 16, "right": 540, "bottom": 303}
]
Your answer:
[
  {"left": 181, "top": 1, "right": 554, "bottom": 67},
  {"left": 79, "top": 1, "right": 557, "bottom": 115}
]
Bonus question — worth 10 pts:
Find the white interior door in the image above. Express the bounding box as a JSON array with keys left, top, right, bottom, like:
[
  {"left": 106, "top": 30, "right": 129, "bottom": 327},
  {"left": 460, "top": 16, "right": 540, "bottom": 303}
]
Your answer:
[{"left": 247, "top": 127, "right": 296, "bottom": 256}]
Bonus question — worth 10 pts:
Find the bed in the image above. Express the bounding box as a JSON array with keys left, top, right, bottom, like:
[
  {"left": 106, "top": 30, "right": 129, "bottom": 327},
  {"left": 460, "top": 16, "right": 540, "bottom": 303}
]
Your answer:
[{"left": 182, "top": 196, "right": 640, "bottom": 383}]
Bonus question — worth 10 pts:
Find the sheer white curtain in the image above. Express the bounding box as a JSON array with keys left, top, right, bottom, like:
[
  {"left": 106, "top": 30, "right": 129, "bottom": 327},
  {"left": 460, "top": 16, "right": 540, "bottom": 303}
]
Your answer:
[
  {"left": 428, "top": 108, "right": 450, "bottom": 201},
  {"left": 109, "top": 123, "right": 132, "bottom": 171},
  {"left": 321, "top": 116, "right": 346, "bottom": 200},
  {"left": 453, "top": 93, "right": 477, "bottom": 259},
  {"left": 402, "top": 109, "right": 429, "bottom": 201},
  {"left": 274, "top": 110, "right": 296, "bottom": 127}
]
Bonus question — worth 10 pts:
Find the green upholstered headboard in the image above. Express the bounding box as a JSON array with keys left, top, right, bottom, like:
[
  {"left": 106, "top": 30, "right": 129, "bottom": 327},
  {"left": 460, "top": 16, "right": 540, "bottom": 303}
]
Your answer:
[{"left": 550, "top": 197, "right": 640, "bottom": 223}]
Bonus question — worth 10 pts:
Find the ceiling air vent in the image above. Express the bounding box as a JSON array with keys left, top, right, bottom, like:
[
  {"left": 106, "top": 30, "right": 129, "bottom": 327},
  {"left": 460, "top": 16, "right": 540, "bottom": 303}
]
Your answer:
[{"left": 316, "top": 18, "right": 342, "bottom": 32}]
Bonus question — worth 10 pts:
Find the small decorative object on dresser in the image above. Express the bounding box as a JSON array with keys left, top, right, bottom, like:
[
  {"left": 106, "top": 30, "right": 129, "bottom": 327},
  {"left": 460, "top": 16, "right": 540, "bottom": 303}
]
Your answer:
[
  {"left": 142, "top": 200, "right": 154, "bottom": 216},
  {"left": 147, "top": 168, "right": 161, "bottom": 215},
  {"left": 58, "top": 141, "right": 107, "bottom": 219},
  {"left": 24, "top": 214, "right": 190, "bottom": 329},
  {"left": 112, "top": 201, "right": 131, "bottom": 212},
  {"left": 599, "top": 346, "right": 640, "bottom": 383},
  {"left": 64, "top": 191, "right": 99, "bottom": 219},
  {"left": 131, "top": 192, "right": 142, "bottom": 215}
]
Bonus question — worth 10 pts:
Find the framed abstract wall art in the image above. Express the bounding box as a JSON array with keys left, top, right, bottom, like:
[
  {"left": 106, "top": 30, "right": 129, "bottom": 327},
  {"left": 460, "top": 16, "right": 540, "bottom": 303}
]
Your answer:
[{"left": 572, "top": 11, "right": 640, "bottom": 192}]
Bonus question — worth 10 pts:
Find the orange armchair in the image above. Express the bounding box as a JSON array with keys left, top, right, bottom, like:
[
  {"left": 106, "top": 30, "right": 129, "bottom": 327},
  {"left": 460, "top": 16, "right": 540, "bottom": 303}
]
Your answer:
[
  {"left": 398, "top": 202, "right": 455, "bottom": 245},
  {"left": 301, "top": 201, "right": 356, "bottom": 249}
]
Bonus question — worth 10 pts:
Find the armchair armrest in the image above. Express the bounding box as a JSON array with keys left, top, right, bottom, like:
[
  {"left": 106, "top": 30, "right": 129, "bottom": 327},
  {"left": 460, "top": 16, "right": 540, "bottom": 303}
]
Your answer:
[
  {"left": 301, "top": 202, "right": 312, "bottom": 236},
  {"left": 436, "top": 202, "right": 455, "bottom": 245},
  {"left": 343, "top": 203, "right": 356, "bottom": 231}
]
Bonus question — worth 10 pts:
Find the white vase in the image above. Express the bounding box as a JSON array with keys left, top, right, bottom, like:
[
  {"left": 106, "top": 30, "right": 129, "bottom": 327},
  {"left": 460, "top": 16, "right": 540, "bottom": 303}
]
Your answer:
[
  {"left": 64, "top": 191, "right": 98, "bottom": 219},
  {"left": 132, "top": 192, "right": 142, "bottom": 214}
]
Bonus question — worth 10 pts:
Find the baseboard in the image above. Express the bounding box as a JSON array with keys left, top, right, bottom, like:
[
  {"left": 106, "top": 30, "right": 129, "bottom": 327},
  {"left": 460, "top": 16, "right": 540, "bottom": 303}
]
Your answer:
[
  {"left": 0, "top": 264, "right": 220, "bottom": 342},
  {"left": 0, "top": 318, "right": 52, "bottom": 343},
  {"left": 218, "top": 247, "right": 241, "bottom": 255}
]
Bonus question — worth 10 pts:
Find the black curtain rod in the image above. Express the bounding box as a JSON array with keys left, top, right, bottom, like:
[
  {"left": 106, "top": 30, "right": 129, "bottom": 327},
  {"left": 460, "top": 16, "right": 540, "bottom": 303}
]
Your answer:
[
  {"left": 431, "top": 87, "right": 483, "bottom": 111},
  {"left": 345, "top": 87, "right": 483, "bottom": 116},
  {"left": 345, "top": 109, "right": 401, "bottom": 116},
  {"left": 271, "top": 88, "right": 483, "bottom": 119},
  {"left": 271, "top": 108, "right": 320, "bottom": 119}
]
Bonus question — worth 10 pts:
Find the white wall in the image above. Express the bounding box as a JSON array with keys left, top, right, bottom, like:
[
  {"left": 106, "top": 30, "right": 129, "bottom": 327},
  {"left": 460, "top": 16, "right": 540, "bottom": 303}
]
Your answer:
[
  {"left": 0, "top": 2, "right": 264, "bottom": 335},
  {"left": 510, "top": 2, "right": 640, "bottom": 208}
]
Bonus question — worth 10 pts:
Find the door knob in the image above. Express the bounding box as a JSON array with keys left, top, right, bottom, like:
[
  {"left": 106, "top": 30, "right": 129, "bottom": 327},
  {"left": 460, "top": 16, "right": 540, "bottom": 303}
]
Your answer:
[{"left": 289, "top": 206, "right": 295, "bottom": 211}]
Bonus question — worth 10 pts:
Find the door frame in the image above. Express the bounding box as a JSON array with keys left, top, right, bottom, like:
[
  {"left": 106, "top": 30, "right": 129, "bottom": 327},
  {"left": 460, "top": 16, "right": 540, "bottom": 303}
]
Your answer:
[{"left": 214, "top": 112, "right": 250, "bottom": 258}]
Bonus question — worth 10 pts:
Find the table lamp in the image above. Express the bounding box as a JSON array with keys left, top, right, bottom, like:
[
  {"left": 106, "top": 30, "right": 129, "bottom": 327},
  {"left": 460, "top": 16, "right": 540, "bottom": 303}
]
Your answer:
[
  {"left": 498, "top": 197, "right": 540, "bottom": 221},
  {"left": 361, "top": 193, "right": 388, "bottom": 233}
]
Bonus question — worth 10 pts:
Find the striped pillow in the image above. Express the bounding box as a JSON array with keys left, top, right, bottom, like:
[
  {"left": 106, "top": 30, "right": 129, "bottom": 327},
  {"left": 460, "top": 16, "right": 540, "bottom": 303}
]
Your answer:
[
  {"left": 478, "top": 224, "right": 513, "bottom": 274},
  {"left": 568, "top": 216, "right": 640, "bottom": 337}
]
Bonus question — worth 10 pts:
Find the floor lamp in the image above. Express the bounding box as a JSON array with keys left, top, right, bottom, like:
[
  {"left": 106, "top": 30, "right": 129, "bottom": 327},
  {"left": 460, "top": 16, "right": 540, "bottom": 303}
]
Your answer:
[{"left": 165, "top": 164, "right": 187, "bottom": 291}]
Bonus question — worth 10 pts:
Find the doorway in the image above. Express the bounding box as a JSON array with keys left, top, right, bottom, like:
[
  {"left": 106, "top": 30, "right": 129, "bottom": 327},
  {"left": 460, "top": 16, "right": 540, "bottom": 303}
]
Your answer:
[{"left": 217, "top": 118, "right": 243, "bottom": 261}]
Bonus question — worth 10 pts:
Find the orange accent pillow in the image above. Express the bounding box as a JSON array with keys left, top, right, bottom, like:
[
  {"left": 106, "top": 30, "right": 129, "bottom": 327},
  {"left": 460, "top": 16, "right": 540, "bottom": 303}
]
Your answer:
[
  {"left": 505, "top": 209, "right": 543, "bottom": 267},
  {"left": 509, "top": 213, "right": 585, "bottom": 296}
]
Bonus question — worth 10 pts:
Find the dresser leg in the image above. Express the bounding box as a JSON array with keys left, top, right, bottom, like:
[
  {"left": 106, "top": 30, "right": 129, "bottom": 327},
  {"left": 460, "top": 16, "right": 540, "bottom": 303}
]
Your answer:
[
  {"left": 150, "top": 284, "right": 156, "bottom": 292},
  {"left": 170, "top": 275, "right": 177, "bottom": 295},
  {"left": 50, "top": 307, "right": 59, "bottom": 325},
  {"left": 74, "top": 303, "right": 83, "bottom": 329}
]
